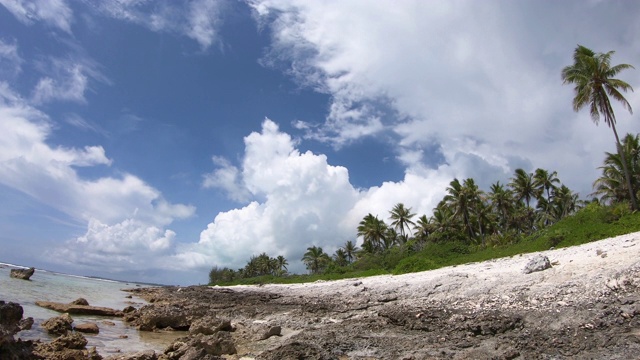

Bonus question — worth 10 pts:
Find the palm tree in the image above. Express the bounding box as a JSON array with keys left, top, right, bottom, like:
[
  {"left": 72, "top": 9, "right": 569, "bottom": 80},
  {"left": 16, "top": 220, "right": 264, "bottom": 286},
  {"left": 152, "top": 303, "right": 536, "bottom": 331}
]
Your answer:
[
  {"left": 444, "top": 178, "right": 475, "bottom": 239},
  {"left": 357, "top": 214, "right": 387, "bottom": 253},
  {"left": 592, "top": 133, "right": 640, "bottom": 204},
  {"left": 510, "top": 169, "right": 536, "bottom": 209},
  {"left": 533, "top": 168, "right": 560, "bottom": 203},
  {"left": 413, "top": 214, "right": 431, "bottom": 243},
  {"left": 389, "top": 203, "right": 416, "bottom": 238},
  {"left": 488, "top": 181, "right": 513, "bottom": 231},
  {"left": 562, "top": 45, "right": 637, "bottom": 210},
  {"left": 302, "top": 246, "right": 330, "bottom": 274},
  {"left": 333, "top": 248, "right": 349, "bottom": 267},
  {"left": 276, "top": 255, "right": 288, "bottom": 276},
  {"left": 342, "top": 240, "right": 358, "bottom": 263}
]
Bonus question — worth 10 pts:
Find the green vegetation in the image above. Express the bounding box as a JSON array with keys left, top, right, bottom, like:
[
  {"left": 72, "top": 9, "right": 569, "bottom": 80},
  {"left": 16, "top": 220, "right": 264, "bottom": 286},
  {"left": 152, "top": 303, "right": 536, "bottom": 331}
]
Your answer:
[{"left": 209, "top": 45, "right": 639, "bottom": 287}]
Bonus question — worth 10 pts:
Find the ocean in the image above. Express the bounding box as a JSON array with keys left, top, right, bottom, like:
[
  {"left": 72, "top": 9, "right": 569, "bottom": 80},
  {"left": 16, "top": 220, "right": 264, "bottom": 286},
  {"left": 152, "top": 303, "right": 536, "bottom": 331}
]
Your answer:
[{"left": 0, "top": 263, "right": 181, "bottom": 356}]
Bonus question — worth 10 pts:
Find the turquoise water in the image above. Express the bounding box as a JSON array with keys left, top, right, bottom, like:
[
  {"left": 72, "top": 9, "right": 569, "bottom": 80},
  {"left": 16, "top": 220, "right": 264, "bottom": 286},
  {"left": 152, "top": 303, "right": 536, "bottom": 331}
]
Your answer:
[{"left": 0, "top": 263, "right": 181, "bottom": 356}]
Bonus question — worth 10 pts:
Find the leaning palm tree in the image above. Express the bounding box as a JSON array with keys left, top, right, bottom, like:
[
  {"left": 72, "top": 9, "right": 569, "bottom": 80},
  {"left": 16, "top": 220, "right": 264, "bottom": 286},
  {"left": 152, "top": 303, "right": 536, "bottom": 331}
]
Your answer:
[
  {"left": 562, "top": 45, "right": 637, "bottom": 210},
  {"left": 389, "top": 203, "right": 416, "bottom": 238},
  {"left": 357, "top": 214, "right": 387, "bottom": 254},
  {"left": 275, "top": 255, "right": 288, "bottom": 276}
]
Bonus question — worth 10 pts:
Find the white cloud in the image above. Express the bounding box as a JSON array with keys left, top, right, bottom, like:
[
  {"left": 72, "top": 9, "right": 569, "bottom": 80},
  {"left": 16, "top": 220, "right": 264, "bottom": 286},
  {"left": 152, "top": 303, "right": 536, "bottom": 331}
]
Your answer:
[
  {"left": 250, "top": 0, "right": 640, "bottom": 200},
  {"left": 0, "top": 0, "right": 73, "bottom": 33},
  {"left": 90, "top": 0, "right": 226, "bottom": 50},
  {"left": 202, "top": 156, "right": 251, "bottom": 202},
  {"left": 30, "top": 57, "right": 107, "bottom": 104},
  {"left": 0, "top": 38, "right": 23, "bottom": 78},
  {"left": 0, "top": 84, "right": 195, "bottom": 271}
]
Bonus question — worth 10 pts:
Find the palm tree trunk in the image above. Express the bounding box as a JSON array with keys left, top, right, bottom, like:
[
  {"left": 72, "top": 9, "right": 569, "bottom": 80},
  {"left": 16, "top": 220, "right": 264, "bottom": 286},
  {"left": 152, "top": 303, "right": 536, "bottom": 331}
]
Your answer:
[{"left": 611, "top": 122, "right": 639, "bottom": 210}]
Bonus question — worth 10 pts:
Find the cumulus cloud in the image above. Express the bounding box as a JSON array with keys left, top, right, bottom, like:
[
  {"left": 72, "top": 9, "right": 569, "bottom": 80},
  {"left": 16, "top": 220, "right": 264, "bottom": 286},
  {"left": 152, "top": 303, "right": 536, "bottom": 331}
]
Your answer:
[
  {"left": 89, "top": 0, "right": 226, "bottom": 50},
  {"left": 0, "top": 84, "right": 195, "bottom": 271},
  {"left": 250, "top": 0, "right": 640, "bottom": 199},
  {"left": 0, "top": 0, "right": 73, "bottom": 32}
]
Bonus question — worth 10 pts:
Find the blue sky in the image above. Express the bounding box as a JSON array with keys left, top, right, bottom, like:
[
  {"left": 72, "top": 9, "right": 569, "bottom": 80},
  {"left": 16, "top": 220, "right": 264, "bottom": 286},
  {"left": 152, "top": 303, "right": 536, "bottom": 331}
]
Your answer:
[{"left": 0, "top": 0, "right": 639, "bottom": 285}]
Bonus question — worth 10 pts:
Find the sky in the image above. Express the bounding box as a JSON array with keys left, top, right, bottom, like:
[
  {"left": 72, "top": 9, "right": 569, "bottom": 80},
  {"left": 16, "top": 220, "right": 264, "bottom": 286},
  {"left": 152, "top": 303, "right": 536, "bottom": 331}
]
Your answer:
[{"left": 0, "top": 0, "right": 639, "bottom": 285}]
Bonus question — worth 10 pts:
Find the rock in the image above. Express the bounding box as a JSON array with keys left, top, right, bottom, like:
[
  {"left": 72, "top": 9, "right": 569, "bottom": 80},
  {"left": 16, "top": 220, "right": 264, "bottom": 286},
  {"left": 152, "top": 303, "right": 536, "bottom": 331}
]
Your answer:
[
  {"left": 10, "top": 267, "right": 35, "bottom": 280},
  {"left": 41, "top": 313, "right": 73, "bottom": 335},
  {"left": 0, "top": 301, "right": 23, "bottom": 346},
  {"left": 163, "top": 332, "right": 236, "bottom": 359},
  {"left": 71, "top": 298, "right": 89, "bottom": 306},
  {"left": 255, "top": 325, "right": 282, "bottom": 340},
  {"left": 33, "top": 332, "right": 103, "bottom": 360},
  {"left": 127, "top": 304, "right": 192, "bottom": 331},
  {"left": 105, "top": 349, "right": 157, "bottom": 360},
  {"left": 189, "top": 316, "right": 231, "bottom": 335},
  {"left": 75, "top": 323, "right": 100, "bottom": 334},
  {"left": 19, "top": 317, "right": 34, "bottom": 331},
  {"left": 523, "top": 255, "right": 552, "bottom": 274},
  {"left": 255, "top": 341, "right": 335, "bottom": 360},
  {"left": 35, "top": 301, "right": 123, "bottom": 317},
  {"left": 123, "top": 306, "right": 136, "bottom": 313}
]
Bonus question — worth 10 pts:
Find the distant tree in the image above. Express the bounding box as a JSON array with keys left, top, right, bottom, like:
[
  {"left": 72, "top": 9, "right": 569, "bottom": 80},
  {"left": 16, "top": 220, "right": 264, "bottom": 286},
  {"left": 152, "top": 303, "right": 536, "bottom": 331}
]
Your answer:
[
  {"left": 342, "top": 240, "right": 358, "bottom": 263},
  {"left": 510, "top": 169, "right": 536, "bottom": 209},
  {"left": 533, "top": 168, "right": 560, "bottom": 203},
  {"left": 592, "top": 133, "right": 640, "bottom": 204},
  {"left": 389, "top": 203, "right": 416, "bottom": 238},
  {"left": 357, "top": 214, "right": 388, "bottom": 253},
  {"left": 562, "top": 45, "right": 637, "bottom": 210},
  {"left": 333, "top": 248, "right": 349, "bottom": 267},
  {"left": 302, "top": 246, "right": 330, "bottom": 274},
  {"left": 275, "top": 255, "right": 289, "bottom": 277}
]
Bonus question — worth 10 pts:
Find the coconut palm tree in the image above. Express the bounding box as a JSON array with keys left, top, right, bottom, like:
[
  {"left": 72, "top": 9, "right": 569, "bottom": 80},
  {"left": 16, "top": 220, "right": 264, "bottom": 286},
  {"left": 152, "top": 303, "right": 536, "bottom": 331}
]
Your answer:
[
  {"left": 333, "top": 248, "right": 349, "bottom": 267},
  {"left": 444, "top": 178, "right": 475, "bottom": 239},
  {"left": 533, "top": 168, "right": 560, "bottom": 203},
  {"left": 413, "top": 214, "right": 431, "bottom": 243},
  {"left": 275, "top": 255, "right": 288, "bottom": 276},
  {"left": 389, "top": 203, "right": 416, "bottom": 238},
  {"left": 488, "top": 181, "right": 513, "bottom": 231},
  {"left": 592, "top": 133, "right": 640, "bottom": 204},
  {"left": 301, "top": 246, "right": 330, "bottom": 274},
  {"left": 562, "top": 45, "right": 637, "bottom": 210},
  {"left": 342, "top": 240, "right": 358, "bottom": 263},
  {"left": 510, "top": 169, "right": 536, "bottom": 209},
  {"left": 357, "top": 214, "right": 387, "bottom": 253}
]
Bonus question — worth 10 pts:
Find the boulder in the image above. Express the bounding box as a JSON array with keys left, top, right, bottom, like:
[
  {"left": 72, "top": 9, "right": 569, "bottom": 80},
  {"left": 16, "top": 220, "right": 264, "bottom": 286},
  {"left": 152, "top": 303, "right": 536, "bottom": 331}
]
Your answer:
[
  {"left": 19, "top": 317, "right": 34, "bottom": 331},
  {"left": 35, "top": 301, "right": 123, "bottom": 317},
  {"left": 71, "top": 298, "right": 89, "bottom": 306},
  {"left": 254, "top": 324, "right": 282, "bottom": 341},
  {"left": 33, "top": 332, "right": 102, "bottom": 360},
  {"left": 74, "top": 322, "right": 100, "bottom": 334},
  {"left": 523, "top": 255, "right": 552, "bottom": 274},
  {"left": 10, "top": 267, "right": 35, "bottom": 280},
  {"left": 0, "top": 301, "right": 23, "bottom": 346},
  {"left": 127, "top": 304, "right": 192, "bottom": 331},
  {"left": 41, "top": 313, "right": 73, "bottom": 335},
  {"left": 163, "top": 332, "right": 236, "bottom": 359},
  {"left": 188, "top": 316, "right": 232, "bottom": 335}
]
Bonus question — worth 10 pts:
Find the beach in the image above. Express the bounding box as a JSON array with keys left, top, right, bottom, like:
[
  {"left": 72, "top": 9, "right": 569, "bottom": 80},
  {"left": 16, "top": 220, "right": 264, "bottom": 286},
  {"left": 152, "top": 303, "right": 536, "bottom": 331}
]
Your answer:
[{"left": 3, "top": 231, "right": 640, "bottom": 359}]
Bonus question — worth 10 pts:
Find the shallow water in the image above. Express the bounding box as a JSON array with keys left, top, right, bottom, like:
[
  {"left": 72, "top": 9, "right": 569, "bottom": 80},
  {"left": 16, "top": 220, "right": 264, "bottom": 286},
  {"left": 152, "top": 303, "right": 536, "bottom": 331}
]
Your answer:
[{"left": 0, "top": 263, "right": 181, "bottom": 356}]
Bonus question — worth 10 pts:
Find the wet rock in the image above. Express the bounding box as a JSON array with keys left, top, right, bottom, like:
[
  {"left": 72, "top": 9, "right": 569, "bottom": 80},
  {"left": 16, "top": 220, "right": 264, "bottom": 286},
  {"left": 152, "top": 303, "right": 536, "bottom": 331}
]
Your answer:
[
  {"left": 75, "top": 322, "right": 100, "bottom": 334},
  {"left": 523, "top": 255, "right": 552, "bottom": 274},
  {"left": 41, "top": 313, "right": 73, "bottom": 335},
  {"left": 33, "top": 332, "right": 102, "bottom": 360},
  {"left": 9, "top": 267, "right": 35, "bottom": 280},
  {"left": 71, "top": 298, "right": 89, "bottom": 306},
  {"left": 35, "top": 301, "right": 123, "bottom": 317},
  {"left": 0, "top": 301, "right": 23, "bottom": 346},
  {"left": 19, "top": 317, "right": 34, "bottom": 331}
]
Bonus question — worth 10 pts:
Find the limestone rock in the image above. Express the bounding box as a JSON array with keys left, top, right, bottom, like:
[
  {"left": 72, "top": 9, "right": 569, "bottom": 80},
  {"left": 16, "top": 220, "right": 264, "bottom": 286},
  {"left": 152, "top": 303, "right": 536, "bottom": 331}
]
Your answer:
[
  {"left": 71, "top": 298, "right": 89, "bottom": 306},
  {"left": 163, "top": 332, "right": 236, "bottom": 359},
  {"left": 35, "top": 301, "right": 123, "bottom": 317},
  {"left": 10, "top": 267, "right": 35, "bottom": 280},
  {"left": 41, "top": 313, "right": 73, "bottom": 335},
  {"left": 523, "top": 255, "right": 552, "bottom": 274},
  {"left": 105, "top": 349, "right": 157, "bottom": 360},
  {"left": 188, "top": 316, "right": 231, "bottom": 335},
  {"left": 75, "top": 322, "right": 100, "bottom": 334}
]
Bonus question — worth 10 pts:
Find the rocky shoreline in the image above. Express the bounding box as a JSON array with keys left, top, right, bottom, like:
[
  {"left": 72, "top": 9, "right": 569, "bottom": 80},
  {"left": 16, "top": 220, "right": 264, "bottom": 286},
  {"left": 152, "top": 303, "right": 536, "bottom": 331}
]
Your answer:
[{"left": 3, "top": 232, "right": 640, "bottom": 359}]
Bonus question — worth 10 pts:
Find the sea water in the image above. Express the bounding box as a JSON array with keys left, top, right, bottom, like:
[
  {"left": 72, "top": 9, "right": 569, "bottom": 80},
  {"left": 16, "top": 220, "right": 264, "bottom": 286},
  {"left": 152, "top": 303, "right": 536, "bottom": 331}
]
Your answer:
[{"left": 0, "top": 263, "right": 181, "bottom": 356}]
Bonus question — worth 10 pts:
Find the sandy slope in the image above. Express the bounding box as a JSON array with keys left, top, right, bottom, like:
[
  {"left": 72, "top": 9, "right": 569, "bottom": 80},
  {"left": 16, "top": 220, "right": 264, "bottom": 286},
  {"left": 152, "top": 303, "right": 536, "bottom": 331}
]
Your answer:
[{"left": 232, "top": 231, "right": 640, "bottom": 311}]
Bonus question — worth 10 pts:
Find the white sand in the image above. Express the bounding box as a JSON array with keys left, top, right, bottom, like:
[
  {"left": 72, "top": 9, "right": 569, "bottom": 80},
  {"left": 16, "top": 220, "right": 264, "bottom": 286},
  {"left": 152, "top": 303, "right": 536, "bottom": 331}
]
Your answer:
[{"left": 230, "top": 232, "right": 640, "bottom": 313}]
